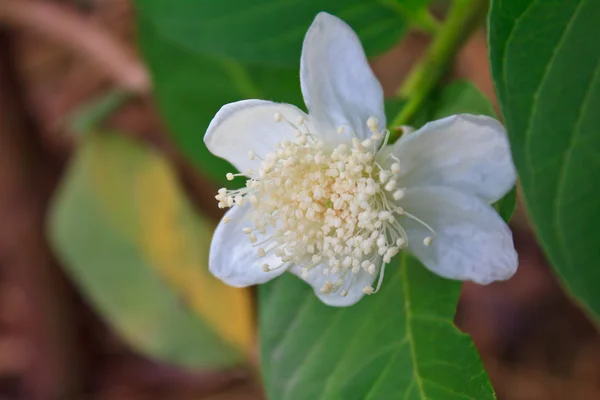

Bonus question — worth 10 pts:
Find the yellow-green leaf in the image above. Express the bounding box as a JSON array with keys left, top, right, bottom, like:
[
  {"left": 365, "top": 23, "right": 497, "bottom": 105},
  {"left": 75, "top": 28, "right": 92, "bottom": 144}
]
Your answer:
[{"left": 49, "top": 132, "right": 253, "bottom": 368}]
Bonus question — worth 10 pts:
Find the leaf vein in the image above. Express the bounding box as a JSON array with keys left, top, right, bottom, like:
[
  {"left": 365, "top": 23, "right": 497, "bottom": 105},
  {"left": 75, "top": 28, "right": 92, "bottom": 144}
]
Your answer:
[
  {"left": 521, "top": 0, "right": 583, "bottom": 214},
  {"left": 553, "top": 49, "right": 600, "bottom": 298},
  {"left": 280, "top": 308, "right": 347, "bottom": 398},
  {"left": 421, "top": 378, "right": 477, "bottom": 400},
  {"left": 363, "top": 340, "right": 409, "bottom": 400},
  {"left": 401, "top": 256, "right": 428, "bottom": 400}
]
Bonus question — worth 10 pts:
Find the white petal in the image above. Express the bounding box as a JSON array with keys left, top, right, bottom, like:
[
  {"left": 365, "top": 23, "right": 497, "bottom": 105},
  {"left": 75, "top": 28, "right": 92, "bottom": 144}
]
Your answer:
[
  {"left": 400, "top": 186, "right": 518, "bottom": 284},
  {"left": 390, "top": 114, "right": 516, "bottom": 203},
  {"left": 204, "top": 100, "right": 308, "bottom": 174},
  {"left": 290, "top": 264, "right": 377, "bottom": 307},
  {"left": 300, "top": 12, "right": 385, "bottom": 141},
  {"left": 209, "top": 203, "right": 286, "bottom": 287}
]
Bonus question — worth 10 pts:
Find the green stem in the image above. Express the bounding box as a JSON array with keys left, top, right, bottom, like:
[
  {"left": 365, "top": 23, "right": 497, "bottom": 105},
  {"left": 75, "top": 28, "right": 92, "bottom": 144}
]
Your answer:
[
  {"left": 390, "top": 0, "right": 489, "bottom": 134},
  {"left": 378, "top": 0, "right": 441, "bottom": 34}
]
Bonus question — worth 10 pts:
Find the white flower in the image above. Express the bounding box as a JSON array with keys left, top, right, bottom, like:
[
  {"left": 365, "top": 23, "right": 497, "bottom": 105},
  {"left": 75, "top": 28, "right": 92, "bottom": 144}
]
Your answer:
[{"left": 205, "top": 12, "right": 518, "bottom": 307}]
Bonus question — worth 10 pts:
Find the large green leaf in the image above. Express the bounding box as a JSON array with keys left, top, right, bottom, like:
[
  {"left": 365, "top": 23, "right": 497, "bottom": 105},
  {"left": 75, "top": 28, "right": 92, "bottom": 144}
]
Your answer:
[
  {"left": 489, "top": 0, "right": 600, "bottom": 317},
  {"left": 260, "top": 255, "right": 493, "bottom": 400},
  {"left": 136, "top": 0, "right": 428, "bottom": 67},
  {"left": 135, "top": 0, "right": 430, "bottom": 186},
  {"left": 49, "top": 133, "right": 253, "bottom": 368},
  {"left": 259, "top": 81, "right": 498, "bottom": 399}
]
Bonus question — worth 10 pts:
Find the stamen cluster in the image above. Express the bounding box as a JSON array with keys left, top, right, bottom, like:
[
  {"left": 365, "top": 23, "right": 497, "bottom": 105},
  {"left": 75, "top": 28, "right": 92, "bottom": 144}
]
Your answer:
[{"left": 216, "top": 115, "right": 432, "bottom": 296}]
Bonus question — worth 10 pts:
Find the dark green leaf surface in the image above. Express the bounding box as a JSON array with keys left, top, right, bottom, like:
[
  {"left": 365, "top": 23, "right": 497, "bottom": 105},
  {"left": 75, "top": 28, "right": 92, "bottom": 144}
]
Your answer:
[
  {"left": 494, "top": 186, "right": 517, "bottom": 223},
  {"left": 489, "top": 0, "right": 600, "bottom": 317},
  {"left": 427, "top": 80, "right": 497, "bottom": 120},
  {"left": 260, "top": 255, "right": 493, "bottom": 400},
  {"left": 409, "top": 80, "right": 497, "bottom": 128},
  {"left": 136, "top": 0, "right": 426, "bottom": 67}
]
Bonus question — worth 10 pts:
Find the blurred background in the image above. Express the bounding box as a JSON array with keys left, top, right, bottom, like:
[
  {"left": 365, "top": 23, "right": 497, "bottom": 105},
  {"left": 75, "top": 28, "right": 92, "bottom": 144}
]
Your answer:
[{"left": 0, "top": 0, "right": 599, "bottom": 399}]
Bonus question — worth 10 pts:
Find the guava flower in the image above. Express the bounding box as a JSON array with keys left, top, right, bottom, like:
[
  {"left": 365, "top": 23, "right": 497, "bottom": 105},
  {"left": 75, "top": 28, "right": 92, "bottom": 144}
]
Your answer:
[{"left": 205, "top": 12, "right": 517, "bottom": 306}]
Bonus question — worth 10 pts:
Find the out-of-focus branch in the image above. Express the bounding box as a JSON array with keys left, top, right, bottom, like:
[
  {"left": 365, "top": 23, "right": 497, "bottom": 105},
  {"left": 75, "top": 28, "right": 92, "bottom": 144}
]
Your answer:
[{"left": 0, "top": 0, "right": 149, "bottom": 93}]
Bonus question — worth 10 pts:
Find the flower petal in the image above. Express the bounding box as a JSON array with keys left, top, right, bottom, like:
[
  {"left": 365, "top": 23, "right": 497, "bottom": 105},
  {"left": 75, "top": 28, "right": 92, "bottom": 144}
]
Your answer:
[
  {"left": 390, "top": 114, "right": 516, "bottom": 203},
  {"left": 205, "top": 100, "right": 308, "bottom": 174},
  {"left": 209, "top": 203, "right": 287, "bottom": 287},
  {"left": 400, "top": 186, "right": 518, "bottom": 285},
  {"left": 300, "top": 12, "right": 385, "bottom": 141},
  {"left": 289, "top": 264, "right": 377, "bottom": 307}
]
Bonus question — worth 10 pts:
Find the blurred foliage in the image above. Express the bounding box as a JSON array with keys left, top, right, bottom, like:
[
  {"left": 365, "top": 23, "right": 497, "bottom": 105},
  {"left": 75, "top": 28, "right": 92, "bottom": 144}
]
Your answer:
[
  {"left": 137, "top": 0, "right": 421, "bottom": 67},
  {"left": 49, "top": 132, "right": 252, "bottom": 368}
]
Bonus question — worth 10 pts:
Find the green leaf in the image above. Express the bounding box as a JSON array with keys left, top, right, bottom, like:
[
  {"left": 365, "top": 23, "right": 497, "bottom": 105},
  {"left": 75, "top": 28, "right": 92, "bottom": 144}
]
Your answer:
[
  {"left": 260, "top": 255, "right": 493, "bottom": 400},
  {"left": 408, "top": 80, "right": 497, "bottom": 128},
  {"left": 427, "top": 80, "right": 497, "bottom": 120},
  {"left": 494, "top": 186, "right": 516, "bottom": 223},
  {"left": 49, "top": 133, "right": 253, "bottom": 368},
  {"left": 385, "top": 97, "right": 406, "bottom": 123},
  {"left": 136, "top": 0, "right": 423, "bottom": 68},
  {"left": 489, "top": 0, "right": 600, "bottom": 317}
]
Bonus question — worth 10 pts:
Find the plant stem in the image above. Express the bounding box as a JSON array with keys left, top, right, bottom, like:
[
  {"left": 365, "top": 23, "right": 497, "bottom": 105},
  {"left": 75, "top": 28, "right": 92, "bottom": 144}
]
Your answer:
[
  {"left": 378, "top": 0, "right": 441, "bottom": 34},
  {"left": 390, "top": 0, "right": 489, "bottom": 134}
]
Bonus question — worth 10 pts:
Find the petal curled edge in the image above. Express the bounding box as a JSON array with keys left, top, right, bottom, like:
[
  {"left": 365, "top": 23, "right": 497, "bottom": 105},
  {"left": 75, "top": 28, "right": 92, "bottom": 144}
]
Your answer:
[
  {"left": 204, "top": 100, "right": 308, "bottom": 174},
  {"left": 210, "top": 203, "right": 287, "bottom": 287},
  {"left": 290, "top": 264, "right": 377, "bottom": 307},
  {"left": 400, "top": 186, "right": 518, "bottom": 285},
  {"left": 390, "top": 114, "right": 516, "bottom": 203},
  {"left": 300, "top": 12, "right": 385, "bottom": 141}
]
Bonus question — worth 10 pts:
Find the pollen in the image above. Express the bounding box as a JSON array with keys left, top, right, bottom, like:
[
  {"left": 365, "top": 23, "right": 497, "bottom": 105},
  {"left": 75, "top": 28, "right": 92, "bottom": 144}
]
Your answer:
[{"left": 215, "top": 113, "right": 436, "bottom": 297}]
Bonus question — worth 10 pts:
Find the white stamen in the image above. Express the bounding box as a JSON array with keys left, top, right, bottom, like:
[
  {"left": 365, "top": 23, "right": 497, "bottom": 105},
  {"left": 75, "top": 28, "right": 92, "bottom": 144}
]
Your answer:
[
  {"left": 384, "top": 180, "right": 397, "bottom": 191},
  {"left": 215, "top": 116, "right": 436, "bottom": 301},
  {"left": 423, "top": 236, "right": 433, "bottom": 246},
  {"left": 274, "top": 112, "right": 282, "bottom": 122},
  {"left": 367, "top": 116, "right": 379, "bottom": 132},
  {"left": 393, "top": 189, "right": 405, "bottom": 200},
  {"left": 226, "top": 173, "right": 234, "bottom": 181}
]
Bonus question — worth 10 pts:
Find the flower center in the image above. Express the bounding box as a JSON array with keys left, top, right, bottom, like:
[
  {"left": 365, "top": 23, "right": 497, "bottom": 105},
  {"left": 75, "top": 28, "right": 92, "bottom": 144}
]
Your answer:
[{"left": 216, "top": 114, "right": 434, "bottom": 296}]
